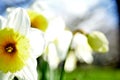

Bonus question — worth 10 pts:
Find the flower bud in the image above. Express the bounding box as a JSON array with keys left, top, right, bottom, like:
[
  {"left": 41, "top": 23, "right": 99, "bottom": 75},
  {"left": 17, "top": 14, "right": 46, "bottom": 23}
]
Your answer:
[
  {"left": 87, "top": 31, "right": 109, "bottom": 53},
  {"left": 64, "top": 51, "right": 77, "bottom": 72}
]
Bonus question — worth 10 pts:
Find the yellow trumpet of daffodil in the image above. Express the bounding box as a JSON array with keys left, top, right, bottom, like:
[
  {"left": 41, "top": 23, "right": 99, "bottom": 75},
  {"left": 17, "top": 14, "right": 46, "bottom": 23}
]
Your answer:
[
  {"left": 27, "top": 10, "right": 48, "bottom": 32},
  {"left": 0, "top": 28, "right": 30, "bottom": 73}
]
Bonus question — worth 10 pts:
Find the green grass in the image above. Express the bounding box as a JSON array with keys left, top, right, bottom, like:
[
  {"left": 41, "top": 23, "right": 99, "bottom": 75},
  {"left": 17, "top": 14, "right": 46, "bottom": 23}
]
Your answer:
[
  {"left": 63, "top": 65, "right": 120, "bottom": 80},
  {"left": 37, "top": 58, "right": 120, "bottom": 80}
]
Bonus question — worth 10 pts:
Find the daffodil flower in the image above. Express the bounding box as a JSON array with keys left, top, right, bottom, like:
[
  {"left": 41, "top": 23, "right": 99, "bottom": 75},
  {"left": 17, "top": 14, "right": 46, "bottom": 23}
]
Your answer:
[
  {"left": 71, "top": 32, "right": 93, "bottom": 64},
  {"left": 64, "top": 32, "right": 93, "bottom": 72},
  {"left": 54, "top": 30, "right": 73, "bottom": 61},
  {"left": 0, "top": 8, "right": 45, "bottom": 80},
  {"left": 43, "top": 8, "right": 70, "bottom": 57},
  {"left": 27, "top": 9, "right": 66, "bottom": 42},
  {"left": 46, "top": 30, "right": 73, "bottom": 69},
  {"left": 27, "top": 6, "right": 73, "bottom": 70},
  {"left": 28, "top": 1, "right": 66, "bottom": 42}
]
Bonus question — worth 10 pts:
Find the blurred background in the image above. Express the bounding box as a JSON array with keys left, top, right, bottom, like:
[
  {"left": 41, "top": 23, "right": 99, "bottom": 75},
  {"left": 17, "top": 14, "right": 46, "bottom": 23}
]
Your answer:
[{"left": 0, "top": 0, "right": 119, "bottom": 80}]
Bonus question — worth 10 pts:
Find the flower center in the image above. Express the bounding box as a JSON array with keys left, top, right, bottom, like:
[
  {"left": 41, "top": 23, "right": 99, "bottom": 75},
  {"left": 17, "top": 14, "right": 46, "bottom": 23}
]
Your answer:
[
  {"left": 5, "top": 43, "right": 16, "bottom": 53},
  {"left": 0, "top": 27, "right": 30, "bottom": 73}
]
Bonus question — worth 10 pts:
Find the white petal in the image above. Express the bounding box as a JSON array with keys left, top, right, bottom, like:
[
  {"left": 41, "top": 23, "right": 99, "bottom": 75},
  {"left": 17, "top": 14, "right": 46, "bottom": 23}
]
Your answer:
[
  {"left": 72, "top": 33, "right": 93, "bottom": 64},
  {"left": 28, "top": 28, "right": 45, "bottom": 58},
  {"left": 56, "top": 30, "right": 73, "bottom": 60},
  {"left": 0, "top": 71, "right": 14, "bottom": 80},
  {"left": 6, "top": 8, "right": 30, "bottom": 35},
  {"left": 64, "top": 51, "right": 77, "bottom": 72},
  {"left": 0, "top": 16, "right": 6, "bottom": 29},
  {"left": 30, "top": 0, "right": 58, "bottom": 21},
  {"left": 48, "top": 43, "right": 60, "bottom": 69},
  {"left": 45, "top": 16, "right": 65, "bottom": 42},
  {"left": 14, "top": 57, "right": 38, "bottom": 80},
  {"left": 76, "top": 46, "right": 93, "bottom": 64}
]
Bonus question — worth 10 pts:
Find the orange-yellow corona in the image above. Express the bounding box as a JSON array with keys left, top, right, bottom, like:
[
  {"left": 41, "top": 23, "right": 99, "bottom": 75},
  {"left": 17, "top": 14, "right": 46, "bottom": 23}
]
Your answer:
[
  {"left": 27, "top": 10, "right": 48, "bottom": 32},
  {"left": 0, "top": 27, "right": 30, "bottom": 73}
]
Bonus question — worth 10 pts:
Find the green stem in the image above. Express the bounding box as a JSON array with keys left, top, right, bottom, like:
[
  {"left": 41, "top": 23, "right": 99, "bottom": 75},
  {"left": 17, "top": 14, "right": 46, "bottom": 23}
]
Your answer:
[
  {"left": 59, "top": 33, "right": 74, "bottom": 80},
  {"left": 60, "top": 60, "right": 65, "bottom": 80},
  {"left": 37, "top": 56, "right": 48, "bottom": 80},
  {"left": 50, "top": 68, "right": 54, "bottom": 80}
]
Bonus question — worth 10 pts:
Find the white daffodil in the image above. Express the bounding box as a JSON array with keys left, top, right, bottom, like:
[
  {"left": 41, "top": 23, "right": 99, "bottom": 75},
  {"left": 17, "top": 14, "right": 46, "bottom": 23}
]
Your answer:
[
  {"left": 28, "top": 11, "right": 66, "bottom": 42},
  {"left": 0, "top": 8, "right": 45, "bottom": 80},
  {"left": 44, "top": 16, "right": 72, "bottom": 70},
  {"left": 45, "top": 19, "right": 72, "bottom": 69},
  {"left": 54, "top": 30, "right": 73, "bottom": 61},
  {"left": 27, "top": 6, "right": 73, "bottom": 70},
  {"left": 44, "top": 30, "right": 73, "bottom": 70},
  {"left": 28, "top": 1, "right": 66, "bottom": 42},
  {"left": 71, "top": 32, "right": 93, "bottom": 64}
]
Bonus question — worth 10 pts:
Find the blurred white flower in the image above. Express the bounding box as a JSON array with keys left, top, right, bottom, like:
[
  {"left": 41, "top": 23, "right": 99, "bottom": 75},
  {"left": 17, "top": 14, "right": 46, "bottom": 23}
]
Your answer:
[
  {"left": 64, "top": 51, "right": 77, "bottom": 72},
  {"left": 47, "top": 43, "right": 60, "bottom": 69},
  {"left": 71, "top": 32, "right": 93, "bottom": 64},
  {"left": 45, "top": 30, "right": 73, "bottom": 70},
  {"left": 29, "top": 2, "right": 73, "bottom": 70},
  {"left": 55, "top": 30, "right": 73, "bottom": 61}
]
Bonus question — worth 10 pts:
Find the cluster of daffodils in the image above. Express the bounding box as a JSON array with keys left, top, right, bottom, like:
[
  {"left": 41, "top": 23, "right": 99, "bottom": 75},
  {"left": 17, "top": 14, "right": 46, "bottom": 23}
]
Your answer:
[
  {"left": 27, "top": 10, "right": 73, "bottom": 70},
  {"left": 0, "top": 5, "right": 109, "bottom": 80},
  {"left": 0, "top": 8, "right": 45, "bottom": 80},
  {"left": 64, "top": 30, "right": 109, "bottom": 72},
  {"left": 27, "top": 9, "right": 109, "bottom": 73}
]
